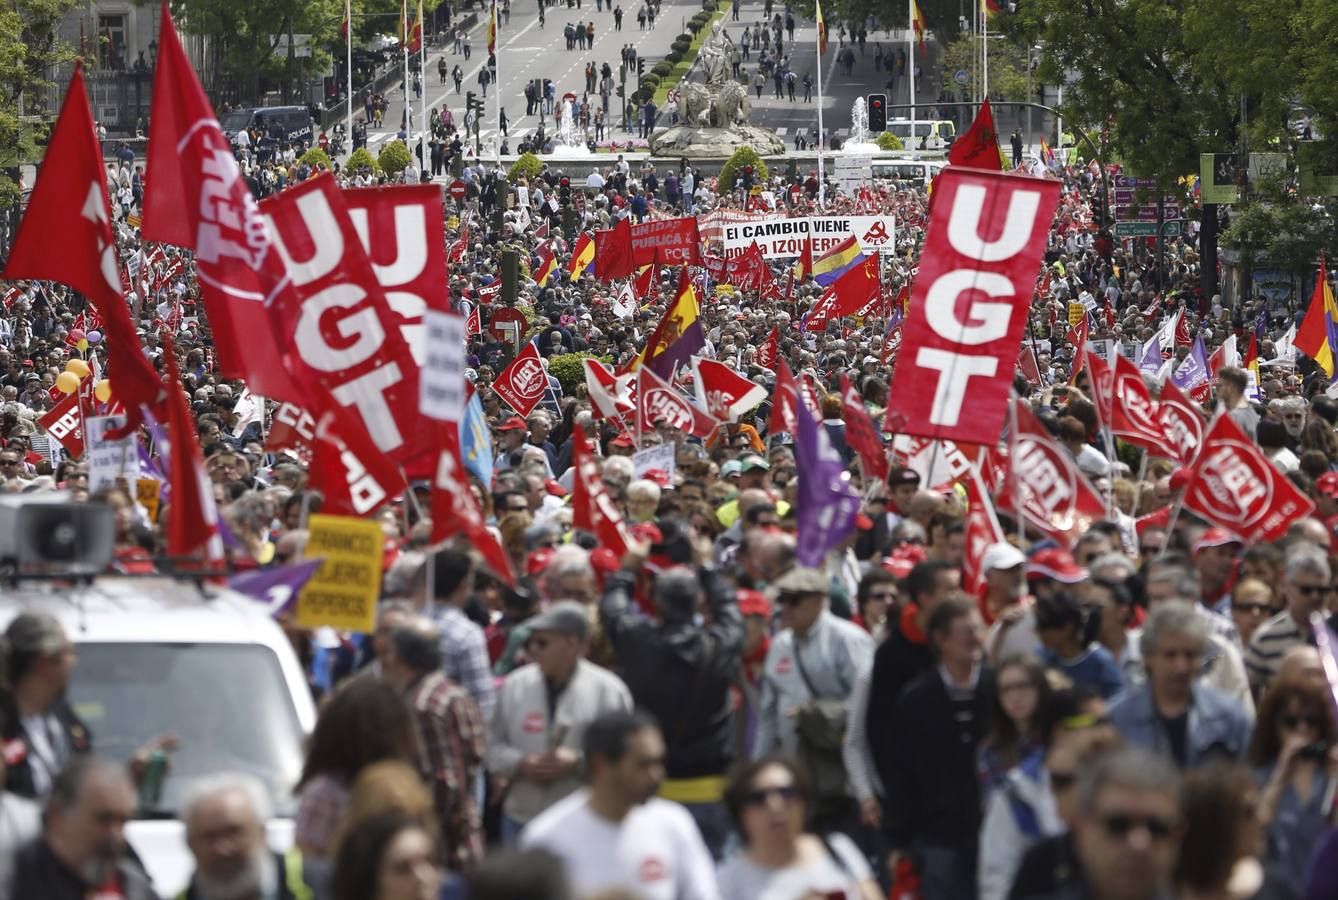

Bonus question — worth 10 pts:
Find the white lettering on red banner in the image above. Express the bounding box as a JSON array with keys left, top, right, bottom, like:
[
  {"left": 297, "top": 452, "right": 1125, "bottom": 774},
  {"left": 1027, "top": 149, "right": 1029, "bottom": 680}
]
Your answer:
[{"left": 885, "top": 170, "right": 1060, "bottom": 444}]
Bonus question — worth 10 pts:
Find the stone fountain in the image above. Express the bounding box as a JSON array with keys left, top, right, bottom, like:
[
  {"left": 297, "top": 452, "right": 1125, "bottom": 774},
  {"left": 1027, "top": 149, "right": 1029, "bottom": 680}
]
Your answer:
[
  {"left": 549, "top": 98, "right": 594, "bottom": 158},
  {"left": 840, "top": 95, "right": 880, "bottom": 153},
  {"left": 650, "top": 21, "right": 785, "bottom": 158}
]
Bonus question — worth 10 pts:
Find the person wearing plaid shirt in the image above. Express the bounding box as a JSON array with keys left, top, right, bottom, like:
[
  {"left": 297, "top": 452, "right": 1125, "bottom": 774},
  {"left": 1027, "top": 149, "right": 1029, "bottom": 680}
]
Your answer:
[
  {"left": 381, "top": 616, "right": 486, "bottom": 872},
  {"left": 416, "top": 549, "right": 496, "bottom": 721}
]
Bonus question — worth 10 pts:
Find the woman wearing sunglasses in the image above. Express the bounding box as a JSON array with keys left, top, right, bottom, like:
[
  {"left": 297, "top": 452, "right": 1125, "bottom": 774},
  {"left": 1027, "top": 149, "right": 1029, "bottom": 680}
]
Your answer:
[
  {"left": 1248, "top": 675, "right": 1338, "bottom": 898},
  {"left": 716, "top": 755, "right": 881, "bottom": 900}
]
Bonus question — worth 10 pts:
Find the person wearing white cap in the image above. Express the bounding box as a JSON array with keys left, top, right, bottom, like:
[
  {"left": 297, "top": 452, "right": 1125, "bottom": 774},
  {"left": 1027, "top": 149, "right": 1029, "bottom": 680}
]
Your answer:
[{"left": 979, "top": 543, "right": 1038, "bottom": 664}]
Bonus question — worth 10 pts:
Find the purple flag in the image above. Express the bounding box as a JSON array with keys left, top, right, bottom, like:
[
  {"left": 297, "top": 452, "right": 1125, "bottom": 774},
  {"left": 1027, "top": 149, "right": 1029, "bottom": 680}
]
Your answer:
[
  {"left": 1138, "top": 336, "right": 1162, "bottom": 378},
  {"left": 228, "top": 559, "right": 324, "bottom": 617},
  {"left": 1171, "top": 335, "right": 1210, "bottom": 391},
  {"left": 793, "top": 393, "right": 860, "bottom": 567}
]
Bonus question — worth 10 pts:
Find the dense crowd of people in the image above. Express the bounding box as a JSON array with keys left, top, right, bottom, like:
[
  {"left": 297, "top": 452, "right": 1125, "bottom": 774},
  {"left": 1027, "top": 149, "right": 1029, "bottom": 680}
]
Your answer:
[{"left": 2, "top": 66, "right": 1338, "bottom": 900}]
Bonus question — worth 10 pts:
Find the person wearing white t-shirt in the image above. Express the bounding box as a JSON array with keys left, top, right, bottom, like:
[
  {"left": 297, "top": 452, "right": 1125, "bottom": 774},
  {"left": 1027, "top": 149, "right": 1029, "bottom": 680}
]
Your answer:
[{"left": 522, "top": 711, "right": 719, "bottom": 900}]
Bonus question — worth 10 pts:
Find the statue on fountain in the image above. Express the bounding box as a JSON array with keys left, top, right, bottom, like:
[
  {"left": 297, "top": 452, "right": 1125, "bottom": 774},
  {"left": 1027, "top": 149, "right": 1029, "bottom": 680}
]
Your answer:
[{"left": 649, "top": 20, "right": 785, "bottom": 158}]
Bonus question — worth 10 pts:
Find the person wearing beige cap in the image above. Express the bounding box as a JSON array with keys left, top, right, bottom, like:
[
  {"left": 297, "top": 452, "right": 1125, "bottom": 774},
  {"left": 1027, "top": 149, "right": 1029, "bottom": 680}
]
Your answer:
[
  {"left": 755, "top": 566, "right": 874, "bottom": 834},
  {"left": 487, "top": 600, "right": 633, "bottom": 844}
]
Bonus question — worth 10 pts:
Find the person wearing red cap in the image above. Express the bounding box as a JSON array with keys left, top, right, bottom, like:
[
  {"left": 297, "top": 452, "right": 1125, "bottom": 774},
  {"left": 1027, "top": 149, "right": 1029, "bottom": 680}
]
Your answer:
[
  {"left": 1191, "top": 528, "right": 1243, "bottom": 616},
  {"left": 493, "top": 416, "right": 530, "bottom": 472}
]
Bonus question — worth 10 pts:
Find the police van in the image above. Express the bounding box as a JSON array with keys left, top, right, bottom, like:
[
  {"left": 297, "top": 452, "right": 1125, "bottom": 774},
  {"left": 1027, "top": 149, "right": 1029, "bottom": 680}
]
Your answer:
[{"left": 221, "top": 105, "right": 315, "bottom": 147}]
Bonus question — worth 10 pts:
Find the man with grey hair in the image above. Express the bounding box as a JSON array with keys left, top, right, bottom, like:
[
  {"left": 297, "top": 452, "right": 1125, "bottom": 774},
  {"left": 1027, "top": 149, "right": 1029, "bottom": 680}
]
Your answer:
[
  {"left": 598, "top": 540, "right": 743, "bottom": 859},
  {"left": 380, "top": 616, "right": 485, "bottom": 871},
  {"left": 1108, "top": 601, "right": 1251, "bottom": 767},
  {"left": 11, "top": 757, "right": 155, "bottom": 899},
  {"left": 1245, "top": 543, "right": 1332, "bottom": 690},
  {"left": 177, "top": 772, "right": 316, "bottom": 899},
  {"left": 1067, "top": 747, "right": 1183, "bottom": 900}
]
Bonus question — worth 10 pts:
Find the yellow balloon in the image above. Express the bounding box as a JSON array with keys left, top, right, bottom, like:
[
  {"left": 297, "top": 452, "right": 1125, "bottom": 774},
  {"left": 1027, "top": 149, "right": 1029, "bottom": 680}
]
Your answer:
[
  {"left": 77, "top": 339, "right": 89, "bottom": 352},
  {"left": 94, "top": 379, "right": 113, "bottom": 403},
  {"left": 55, "top": 372, "right": 81, "bottom": 394},
  {"left": 65, "top": 359, "right": 91, "bottom": 378}
]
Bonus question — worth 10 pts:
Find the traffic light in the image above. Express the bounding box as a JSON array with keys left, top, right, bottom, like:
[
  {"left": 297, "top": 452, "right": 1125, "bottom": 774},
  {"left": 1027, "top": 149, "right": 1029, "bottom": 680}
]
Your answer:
[
  {"left": 637, "top": 58, "right": 645, "bottom": 77},
  {"left": 868, "top": 93, "right": 886, "bottom": 132},
  {"left": 560, "top": 176, "right": 571, "bottom": 205},
  {"left": 616, "top": 84, "right": 625, "bottom": 98},
  {"left": 466, "top": 90, "right": 476, "bottom": 115},
  {"left": 467, "top": 92, "right": 484, "bottom": 117}
]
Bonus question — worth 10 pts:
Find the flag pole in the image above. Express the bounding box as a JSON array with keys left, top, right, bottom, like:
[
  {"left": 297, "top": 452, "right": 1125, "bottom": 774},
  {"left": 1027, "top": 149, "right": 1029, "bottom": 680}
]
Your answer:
[
  {"left": 815, "top": 0, "right": 825, "bottom": 208},
  {"left": 345, "top": 0, "right": 353, "bottom": 157},
  {"left": 419, "top": 1, "right": 428, "bottom": 172},
  {"left": 907, "top": 0, "right": 915, "bottom": 156},
  {"left": 981, "top": 1, "right": 989, "bottom": 101},
  {"left": 492, "top": 0, "right": 502, "bottom": 160},
  {"left": 402, "top": 0, "right": 410, "bottom": 144}
]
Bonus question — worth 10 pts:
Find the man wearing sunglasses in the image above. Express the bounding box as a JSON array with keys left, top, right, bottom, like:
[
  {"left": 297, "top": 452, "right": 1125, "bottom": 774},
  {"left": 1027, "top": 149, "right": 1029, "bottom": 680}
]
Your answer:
[
  {"left": 1066, "top": 747, "right": 1183, "bottom": 900},
  {"left": 1245, "top": 543, "right": 1333, "bottom": 693}
]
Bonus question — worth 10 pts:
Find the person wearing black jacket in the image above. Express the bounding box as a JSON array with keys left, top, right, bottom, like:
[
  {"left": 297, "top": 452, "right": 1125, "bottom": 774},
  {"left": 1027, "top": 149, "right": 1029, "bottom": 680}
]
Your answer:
[
  {"left": 0, "top": 614, "right": 92, "bottom": 802},
  {"left": 864, "top": 560, "right": 958, "bottom": 794},
  {"left": 884, "top": 596, "right": 993, "bottom": 900},
  {"left": 598, "top": 521, "right": 743, "bottom": 860}
]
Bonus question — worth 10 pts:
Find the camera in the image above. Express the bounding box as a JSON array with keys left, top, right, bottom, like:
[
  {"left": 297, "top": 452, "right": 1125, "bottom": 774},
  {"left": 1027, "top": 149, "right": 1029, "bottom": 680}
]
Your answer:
[{"left": 1300, "top": 741, "right": 1329, "bottom": 762}]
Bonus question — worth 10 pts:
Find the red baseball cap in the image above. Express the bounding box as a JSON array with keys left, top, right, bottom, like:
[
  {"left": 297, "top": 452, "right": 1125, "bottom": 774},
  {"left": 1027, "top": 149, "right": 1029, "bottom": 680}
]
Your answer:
[
  {"left": 1192, "top": 527, "right": 1242, "bottom": 554},
  {"left": 643, "top": 468, "right": 673, "bottom": 489},
  {"left": 1027, "top": 548, "right": 1087, "bottom": 584},
  {"left": 497, "top": 416, "right": 527, "bottom": 431},
  {"left": 544, "top": 479, "right": 568, "bottom": 497},
  {"left": 610, "top": 432, "right": 636, "bottom": 448},
  {"left": 737, "top": 589, "right": 772, "bottom": 618},
  {"left": 1316, "top": 472, "right": 1338, "bottom": 499},
  {"left": 526, "top": 547, "right": 556, "bottom": 576}
]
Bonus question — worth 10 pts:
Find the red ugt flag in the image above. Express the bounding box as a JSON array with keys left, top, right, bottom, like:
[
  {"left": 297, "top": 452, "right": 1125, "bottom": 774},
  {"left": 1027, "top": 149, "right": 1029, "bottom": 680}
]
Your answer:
[
  {"left": 161, "top": 334, "right": 223, "bottom": 561},
  {"left": 430, "top": 420, "right": 514, "bottom": 585},
  {"left": 947, "top": 98, "right": 1005, "bottom": 170},
  {"left": 141, "top": 0, "right": 300, "bottom": 402},
  {"left": 1181, "top": 412, "right": 1314, "bottom": 544},
  {"left": 886, "top": 167, "right": 1059, "bottom": 444},
  {"left": 492, "top": 342, "right": 549, "bottom": 417},
  {"left": 997, "top": 399, "right": 1107, "bottom": 548}
]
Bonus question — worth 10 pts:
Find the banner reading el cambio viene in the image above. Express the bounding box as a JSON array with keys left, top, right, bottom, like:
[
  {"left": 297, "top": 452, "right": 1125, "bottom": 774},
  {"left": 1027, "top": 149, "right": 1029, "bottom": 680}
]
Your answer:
[{"left": 721, "top": 216, "right": 897, "bottom": 259}]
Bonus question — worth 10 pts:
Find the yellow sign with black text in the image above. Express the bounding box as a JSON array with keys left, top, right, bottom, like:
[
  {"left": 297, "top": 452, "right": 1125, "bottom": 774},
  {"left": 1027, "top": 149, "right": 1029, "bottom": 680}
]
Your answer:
[{"left": 295, "top": 514, "right": 382, "bottom": 633}]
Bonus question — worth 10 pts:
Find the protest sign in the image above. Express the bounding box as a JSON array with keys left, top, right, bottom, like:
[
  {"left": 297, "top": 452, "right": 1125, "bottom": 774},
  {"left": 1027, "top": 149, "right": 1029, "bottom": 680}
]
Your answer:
[
  {"left": 295, "top": 514, "right": 383, "bottom": 632},
  {"left": 632, "top": 443, "right": 676, "bottom": 482},
  {"left": 86, "top": 415, "right": 134, "bottom": 492}
]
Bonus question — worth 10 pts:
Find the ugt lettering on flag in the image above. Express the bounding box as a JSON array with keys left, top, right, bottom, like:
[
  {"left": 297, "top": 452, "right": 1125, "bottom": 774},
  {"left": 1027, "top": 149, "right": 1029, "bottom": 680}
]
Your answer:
[{"left": 886, "top": 169, "right": 1059, "bottom": 444}]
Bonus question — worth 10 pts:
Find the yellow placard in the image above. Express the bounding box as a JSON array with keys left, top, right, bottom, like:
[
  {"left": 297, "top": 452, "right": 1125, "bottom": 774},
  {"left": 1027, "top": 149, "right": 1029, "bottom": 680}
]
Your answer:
[
  {"left": 135, "top": 478, "right": 160, "bottom": 524},
  {"left": 126, "top": 213, "right": 142, "bottom": 228},
  {"left": 715, "top": 284, "right": 736, "bottom": 296},
  {"left": 295, "top": 514, "right": 383, "bottom": 633},
  {"left": 1068, "top": 303, "right": 1085, "bottom": 327},
  {"left": 446, "top": 215, "right": 460, "bottom": 231}
]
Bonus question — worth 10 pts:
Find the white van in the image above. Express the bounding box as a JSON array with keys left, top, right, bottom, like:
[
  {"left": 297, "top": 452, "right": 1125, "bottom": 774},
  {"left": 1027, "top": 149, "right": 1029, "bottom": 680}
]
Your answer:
[
  {"left": 886, "top": 118, "right": 956, "bottom": 151},
  {"left": 870, "top": 158, "right": 946, "bottom": 187},
  {"left": 0, "top": 578, "right": 317, "bottom": 896}
]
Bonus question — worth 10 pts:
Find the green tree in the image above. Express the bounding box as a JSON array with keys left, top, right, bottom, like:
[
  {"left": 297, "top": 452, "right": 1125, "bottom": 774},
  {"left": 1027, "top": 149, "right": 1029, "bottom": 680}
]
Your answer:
[
  {"left": 937, "top": 33, "right": 1028, "bottom": 102},
  {"left": 377, "top": 139, "right": 412, "bottom": 176},
  {"left": 0, "top": 1, "right": 83, "bottom": 210},
  {"left": 298, "top": 146, "right": 333, "bottom": 171},
  {"left": 166, "top": 0, "right": 342, "bottom": 105},
  {"left": 346, "top": 146, "right": 380, "bottom": 173},
  {"left": 875, "top": 131, "right": 903, "bottom": 151},
  {"left": 1009, "top": 0, "right": 1305, "bottom": 193},
  {"left": 508, "top": 152, "right": 543, "bottom": 182},
  {"left": 719, "top": 144, "right": 768, "bottom": 191}
]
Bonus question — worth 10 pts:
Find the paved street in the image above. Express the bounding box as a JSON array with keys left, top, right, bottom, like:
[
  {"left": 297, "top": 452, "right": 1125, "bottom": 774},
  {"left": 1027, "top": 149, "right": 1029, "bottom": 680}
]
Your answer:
[{"left": 358, "top": 0, "right": 943, "bottom": 163}]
